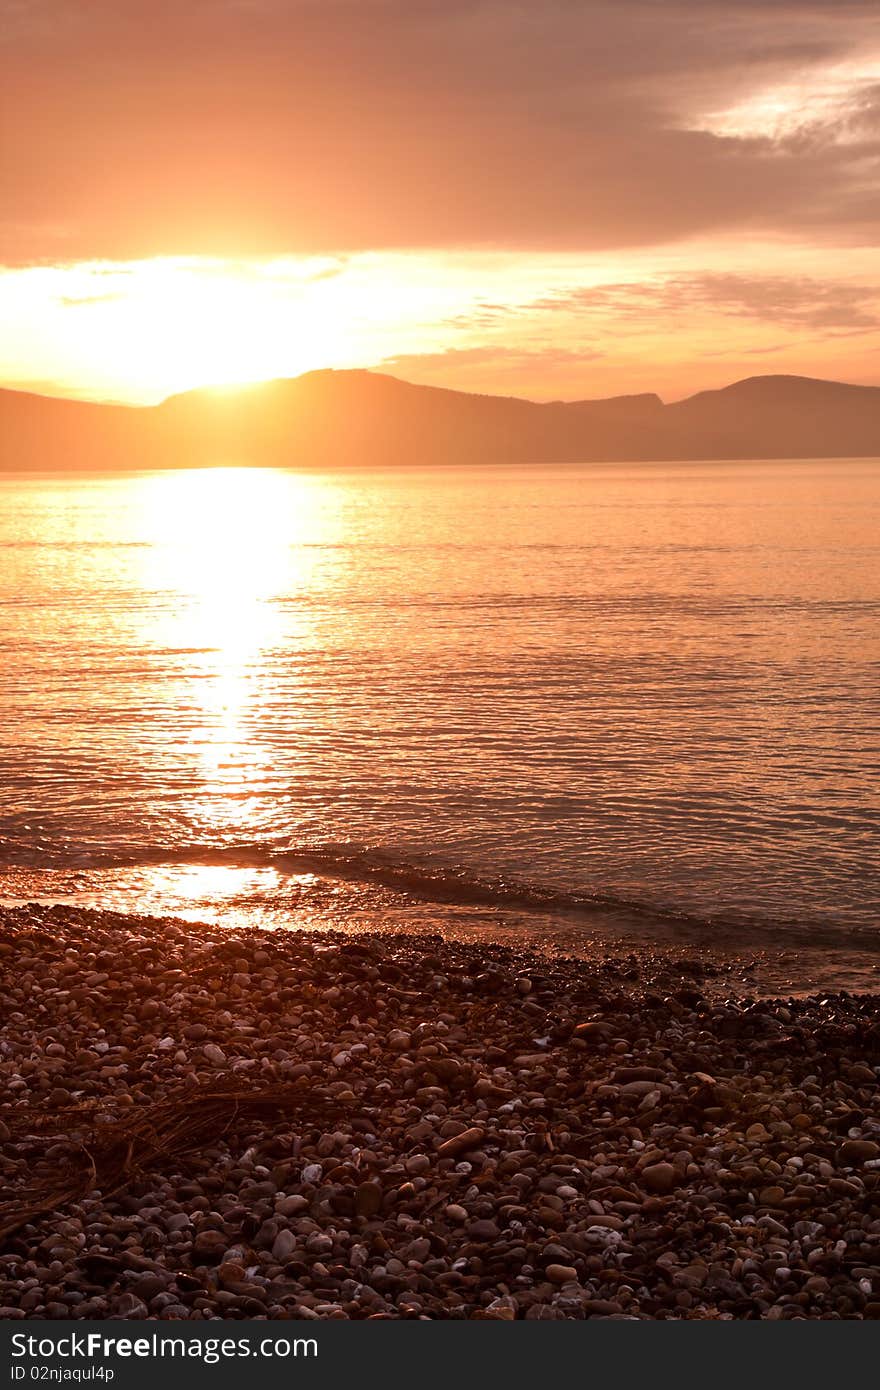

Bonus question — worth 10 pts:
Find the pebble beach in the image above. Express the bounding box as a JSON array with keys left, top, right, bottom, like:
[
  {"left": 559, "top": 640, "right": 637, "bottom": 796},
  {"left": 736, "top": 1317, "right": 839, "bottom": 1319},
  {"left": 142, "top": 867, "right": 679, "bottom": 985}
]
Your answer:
[{"left": 1, "top": 902, "right": 879, "bottom": 1320}]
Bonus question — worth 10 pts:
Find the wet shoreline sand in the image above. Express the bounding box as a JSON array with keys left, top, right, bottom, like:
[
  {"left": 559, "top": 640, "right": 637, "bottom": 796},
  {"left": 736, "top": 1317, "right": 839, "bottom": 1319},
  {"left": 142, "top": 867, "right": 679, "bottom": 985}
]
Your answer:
[{"left": 1, "top": 903, "right": 879, "bottom": 1319}]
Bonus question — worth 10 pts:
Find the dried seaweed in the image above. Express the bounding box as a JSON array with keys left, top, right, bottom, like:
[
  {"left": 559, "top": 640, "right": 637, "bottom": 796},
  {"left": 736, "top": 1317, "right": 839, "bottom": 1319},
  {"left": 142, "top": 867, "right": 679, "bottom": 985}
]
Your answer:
[{"left": 0, "top": 1082, "right": 355, "bottom": 1244}]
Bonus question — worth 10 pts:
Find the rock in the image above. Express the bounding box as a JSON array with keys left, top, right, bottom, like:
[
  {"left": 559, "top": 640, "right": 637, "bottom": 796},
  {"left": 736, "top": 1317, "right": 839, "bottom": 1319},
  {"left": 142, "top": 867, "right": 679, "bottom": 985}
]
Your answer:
[
  {"left": 840, "top": 1139, "right": 879, "bottom": 1165},
  {"left": 436, "top": 1126, "right": 486, "bottom": 1159},
  {"left": 467, "top": 1220, "right": 500, "bottom": 1241},
  {"left": 203, "top": 1044, "right": 226, "bottom": 1066},
  {"left": 746, "top": 1123, "right": 771, "bottom": 1141},
  {"left": 271, "top": 1229, "right": 297, "bottom": 1263},
  {"left": 848, "top": 1063, "right": 876, "bottom": 1083},
  {"left": 131, "top": 1273, "right": 168, "bottom": 1302},
  {"left": 80, "top": 1254, "right": 122, "bottom": 1281},
  {"left": 112, "top": 1293, "right": 149, "bottom": 1318},
  {"left": 276, "top": 1195, "right": 309, "bottom": 1216},
  {"left": 355, "top": 1182, "right": 383, "bottom": 1217},
  {"left": 620, "top": 1079, "right": 662, "bottom": 1097},
  {"left": 2, "top": 900, "right": 879, "bottom": 1324},
  {"left": 191, "top": 1230, "right": 227, "bottom": 1263},
  {"left": 573, "top": 1021, "right": 614, "bottom": 1040},
  {"left": 405, "top": 1153, "right": 431, "bottom": 1175},
  {"left": 483, "top": 1300, "right": 516, "bottom": 1320},
  {"left": 642, "top": 1162, "right": 677, "bottom": 1194},
  {"left": 759, "top": 1186, "right": 786, "bottom": 1206}
]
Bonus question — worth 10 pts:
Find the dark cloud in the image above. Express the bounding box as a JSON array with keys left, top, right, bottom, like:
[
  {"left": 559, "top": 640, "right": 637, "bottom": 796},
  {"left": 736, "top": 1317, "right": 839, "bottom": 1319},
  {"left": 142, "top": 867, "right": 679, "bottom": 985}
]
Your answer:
[{"left": 2, "top": 1, "right": 880, "bottom": 260}]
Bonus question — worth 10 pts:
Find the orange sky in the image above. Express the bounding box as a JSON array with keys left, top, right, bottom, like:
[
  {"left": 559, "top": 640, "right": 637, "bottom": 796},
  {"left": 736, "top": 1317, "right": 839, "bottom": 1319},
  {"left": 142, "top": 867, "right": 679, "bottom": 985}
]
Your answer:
[{"left": 3, "top": 1, "right": 880, "bottom": 404}]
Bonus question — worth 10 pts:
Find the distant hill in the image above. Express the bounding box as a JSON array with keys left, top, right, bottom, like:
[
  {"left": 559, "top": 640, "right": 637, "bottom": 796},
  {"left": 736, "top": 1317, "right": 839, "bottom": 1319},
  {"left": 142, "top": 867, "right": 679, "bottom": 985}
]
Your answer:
[{"left": 2, "top": 370, "right": 879, "bottom": 470}]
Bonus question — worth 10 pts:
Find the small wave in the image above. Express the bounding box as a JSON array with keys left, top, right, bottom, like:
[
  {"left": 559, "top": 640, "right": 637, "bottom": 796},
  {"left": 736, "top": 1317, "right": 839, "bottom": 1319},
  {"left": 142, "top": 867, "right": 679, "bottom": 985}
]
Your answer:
[
  {"left": 266, "top": 845, "right": 880, "bottom": 951},
  {"left": 3, "top": 837, "right": 877, "bottom": 954}
]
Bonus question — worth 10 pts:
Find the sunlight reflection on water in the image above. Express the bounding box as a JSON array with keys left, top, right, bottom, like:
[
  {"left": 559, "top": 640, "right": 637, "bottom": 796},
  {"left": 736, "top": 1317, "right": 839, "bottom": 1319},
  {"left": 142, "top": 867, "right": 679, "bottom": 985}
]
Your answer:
[{"left": 1, "top": 458, "right": 879, "bottom": 952}]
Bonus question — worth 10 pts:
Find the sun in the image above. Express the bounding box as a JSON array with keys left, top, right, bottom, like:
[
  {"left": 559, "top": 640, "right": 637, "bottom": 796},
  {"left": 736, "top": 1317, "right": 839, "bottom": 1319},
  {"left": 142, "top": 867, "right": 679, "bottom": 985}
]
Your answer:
[
  {"left": 6, "top": 252, "right": 477, "bottom": 404},
  {"left": 5, "top": 256, "right": 366, "bottom": 404},
  {"left": 91, "top": 259, "right": 343, "bottom": 399}
]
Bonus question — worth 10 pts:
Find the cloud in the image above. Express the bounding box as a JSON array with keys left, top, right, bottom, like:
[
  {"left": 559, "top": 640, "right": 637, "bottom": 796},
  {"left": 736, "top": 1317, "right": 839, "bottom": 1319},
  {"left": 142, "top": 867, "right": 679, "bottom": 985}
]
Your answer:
[
  {"left": 532, "top": 273, "right": 880, "bottom": 332},
  {"left": 374, "top": 264, "right": 880, "bottom": 398},
  {"left": 381, "top": 343, "right": 604, "bottom": 372},
  {"left": 3, "top": 1, "right": 880, "bottom": 261}
]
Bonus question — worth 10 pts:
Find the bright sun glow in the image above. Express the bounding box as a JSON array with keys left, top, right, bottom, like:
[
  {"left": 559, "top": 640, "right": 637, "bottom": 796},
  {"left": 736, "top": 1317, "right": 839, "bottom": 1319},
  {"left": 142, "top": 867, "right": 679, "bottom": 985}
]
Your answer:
[
  {"left": 4, "top": 243, "right": 880, "bottom": 407},
  {"left": 40, "top": 257, "right": 373, "bottom": 399},
  {"left": 0, "top": 249, "right": 701, "bottom": 405},
  {"left": 0, "top": 253, "right": 491, "bottom": 403}
]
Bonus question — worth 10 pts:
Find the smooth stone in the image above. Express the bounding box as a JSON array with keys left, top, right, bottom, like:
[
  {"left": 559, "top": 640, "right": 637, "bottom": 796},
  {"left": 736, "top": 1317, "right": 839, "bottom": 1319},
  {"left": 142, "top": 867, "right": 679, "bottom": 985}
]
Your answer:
[{"left": 642, "top": 1162, "right": 677, "bottom": 1194}]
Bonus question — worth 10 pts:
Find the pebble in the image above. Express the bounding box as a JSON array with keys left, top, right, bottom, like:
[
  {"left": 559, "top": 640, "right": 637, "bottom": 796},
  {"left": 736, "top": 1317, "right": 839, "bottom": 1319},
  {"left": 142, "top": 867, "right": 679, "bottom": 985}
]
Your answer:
[
  {"left": 192, "top": 1230, "right": 227, "bottom": 1262},
  {"left": 271, "top": 1230, "right": 297, "bottom": 1263},
  {"left": 642, "top": 1162, "right": 676, "bottom": 1194},
  {"left": 436, "top": 1126, "right": 486, "bottom": 1159},
  {"left": 841, "top": 1140, "right": 879, "bottom": 1165},
  {"left": 467, "top": 1220, "right": 500, "bottom": 1241},
  {"left": 0, "top": 903, "right": 878, "bottom": 1322},
  {"left": 405, "top": 1153, "right": 431, "bottom": 1175},
  {"left": 355, "top": 1182, "right": 383, "bottom": 1217}
]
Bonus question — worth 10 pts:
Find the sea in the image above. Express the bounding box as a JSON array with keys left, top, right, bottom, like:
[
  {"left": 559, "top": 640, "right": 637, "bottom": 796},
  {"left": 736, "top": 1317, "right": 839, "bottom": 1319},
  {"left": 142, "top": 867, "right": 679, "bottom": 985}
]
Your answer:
[{"left": 1, "top": 458, "right": 878, "bottom": 992}]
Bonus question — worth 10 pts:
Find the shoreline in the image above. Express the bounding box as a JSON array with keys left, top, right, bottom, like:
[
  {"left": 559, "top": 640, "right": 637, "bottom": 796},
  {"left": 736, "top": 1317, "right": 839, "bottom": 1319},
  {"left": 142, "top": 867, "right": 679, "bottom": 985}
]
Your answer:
[
  {"left": 1, "top": 902, "right": 879, "bottom": 1319},
  {"left": 4, "top": 868, "right": 879, "bottom": 999}
]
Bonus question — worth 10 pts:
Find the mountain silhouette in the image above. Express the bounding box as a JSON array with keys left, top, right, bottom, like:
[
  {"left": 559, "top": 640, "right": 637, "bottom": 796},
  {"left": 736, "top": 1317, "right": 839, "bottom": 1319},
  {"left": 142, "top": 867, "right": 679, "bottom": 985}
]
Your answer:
[{"left": 2, "top": 370, "right": 879, "bottom": 470}]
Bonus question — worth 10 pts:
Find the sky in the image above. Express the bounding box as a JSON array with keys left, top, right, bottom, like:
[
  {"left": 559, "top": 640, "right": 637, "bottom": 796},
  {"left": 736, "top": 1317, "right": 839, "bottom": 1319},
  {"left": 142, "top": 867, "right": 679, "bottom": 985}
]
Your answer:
[{"left": 2, "top": 0, "right": 880, "bottom": 403}]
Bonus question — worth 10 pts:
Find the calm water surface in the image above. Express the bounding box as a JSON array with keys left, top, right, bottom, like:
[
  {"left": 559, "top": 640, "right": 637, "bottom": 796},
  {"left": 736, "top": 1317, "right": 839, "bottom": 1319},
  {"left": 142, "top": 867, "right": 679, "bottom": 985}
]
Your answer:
[{"left": 1, "top": 460, "right": 878, "bottom": 978}]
